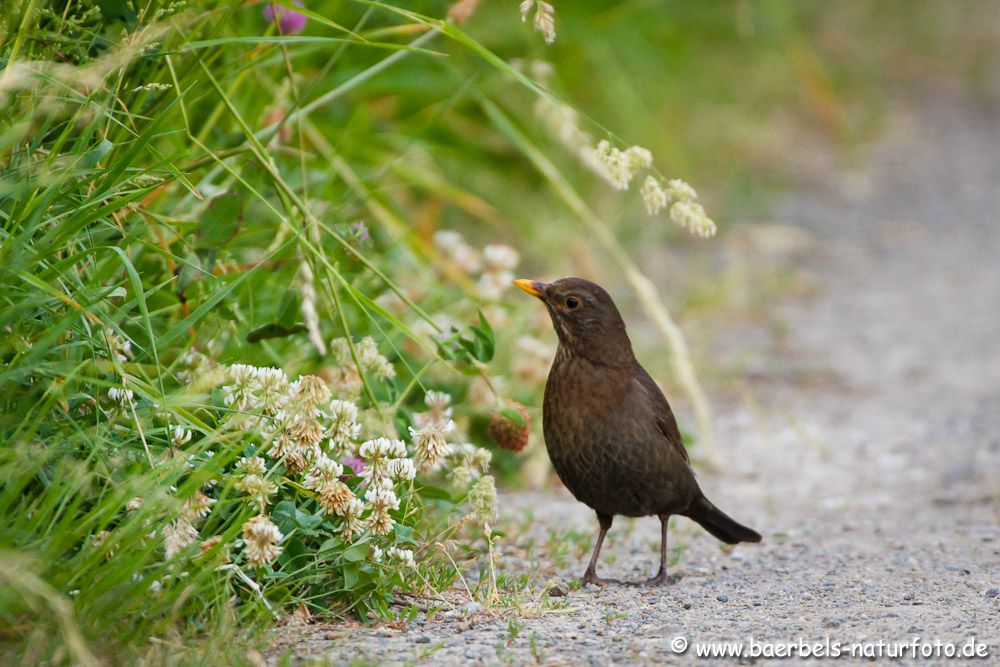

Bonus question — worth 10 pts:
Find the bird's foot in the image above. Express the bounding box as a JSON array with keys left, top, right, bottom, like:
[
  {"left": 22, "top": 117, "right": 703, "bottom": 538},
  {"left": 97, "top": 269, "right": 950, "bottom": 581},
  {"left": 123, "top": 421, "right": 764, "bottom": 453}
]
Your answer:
[
  {"left": 640, "top": 569, "right": 680, "bottom": 587},
  {"left": 581, "top": 570, "right": 620, "bottom": 587}
]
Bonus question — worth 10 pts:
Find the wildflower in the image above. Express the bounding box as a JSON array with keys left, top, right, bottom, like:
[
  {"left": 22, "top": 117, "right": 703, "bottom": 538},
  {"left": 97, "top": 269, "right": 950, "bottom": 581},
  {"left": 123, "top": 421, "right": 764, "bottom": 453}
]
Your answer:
[
  {"left": 198, "top": 535, "right": 225, "bottom": 559},
  {"left": 252, "top": 367, "right": 289, "bottom": 415},
  {"left": 387, "top": 457, "right": 417, "bottom": 482},
  {"left": 364, "top": 486, "right": 399, "bottom": 536},
  {"left": 330, "top": 336, "right": 395, "bottom": 385},
  {"left": 412, "top": 390, "right": 453, "bottom": 429},
  {"left": 337, "top": 498, "right": 366, "bottom": 540},
  {"left": 489, "top": 402, "right": 531, "bottom": 452},
  {"left": 107, "top": 386, "right": 133, "bottom": 408},
  {"left": 468, "top": 475, "right": 497, "bottom": 523},
  {"left": 225, "top": 364, "right": 260, "bottom": 410},
  {"left": 163, "top": 519, "right": 198, "bottom": 559},
  {"left": 327, "top": 399, "right": 361, "bottom": 454},
  {"left": 434, "top": 230, "right": 482, "bottom": 274},
  {"left": 262, "top": 0, "right": 307, "bottom": 34},
  {"left": 409, "top": 420, "right": 454, "bottom": 467},
  {"left": 104, "top": 328, "right": 132, "bottom": 362},
  {"left": 669, "top": 200, "right": 717, "bottom": 238},
  {"left": 512, "top": 335, "right": 554, "bottom": 384},
  {"left": 171, "top": 425, "right": 192, "bottom": 447},
  {"left": 235, "top": 455, "right": 267, "bottom": 477},
  {"left": 126, "top": 497, "right": 143, "bottom": 512},
  {"left": 370, "top": 544, "right": 384, "bottom": 562},
  {"left": 360, "top": 437, "right": 407, "bottom": 482},
  {"left": 387, "top": 546, "right": 417, "bottom": 569},
  {"left": 342, "top": 456, "right": 365, "bottom": 476},
  {"left": 667, "top": 178, "right": 698, "bottom": 203},
  {"left": 303, "top": 453, "right": 344, "bottom": 489},
  {"left": 482, "top": 244, "right": 519, "bottom": 273},
  {"left": 450, "top": 465, "right": 473, "bottom": 489},
  {"left": 641, "top": 176, "right": 668, "bottom": 216},
  {"left": 349, "top": 220, "right": 370, "bottom": 244},
  {"left": 449, "top": 443, "right": 491, "bottom": 475},
  {"left": 242, "top": 514, "right": 283, "bottom": 567},
  {"left": 293, "top": 374, "right": 332, "bottom": 407},
  {"left": 183, "top": 491, "right": 215, "bottom": 521},
  {"left": 234, "top": 459, "right": 278, "bottom": 510},
  {"left": 317, "top": 480, "right": 355, "bottom": 515},
  {"left": 592, "top": 140, "right": 651, "bottom": 191},
  {"left": 519, "top": 0, "right": 556, "bottom": 44},
  {"left": 356, "top": 337, "right": 395, "bottom": 380}
]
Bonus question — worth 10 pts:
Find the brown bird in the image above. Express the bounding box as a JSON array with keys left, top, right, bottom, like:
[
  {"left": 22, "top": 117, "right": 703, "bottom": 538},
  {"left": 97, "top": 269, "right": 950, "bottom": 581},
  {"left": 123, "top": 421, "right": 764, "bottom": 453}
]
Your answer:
[{"left": 514, "top": 277, "right": 761, "bottom": 586}]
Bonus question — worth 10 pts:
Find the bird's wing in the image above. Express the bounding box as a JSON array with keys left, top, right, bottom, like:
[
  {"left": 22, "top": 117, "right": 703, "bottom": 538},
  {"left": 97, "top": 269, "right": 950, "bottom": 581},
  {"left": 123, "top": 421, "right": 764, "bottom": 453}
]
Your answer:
[{"left": 632, "top": 369, "right": 690, "bottom": 464}]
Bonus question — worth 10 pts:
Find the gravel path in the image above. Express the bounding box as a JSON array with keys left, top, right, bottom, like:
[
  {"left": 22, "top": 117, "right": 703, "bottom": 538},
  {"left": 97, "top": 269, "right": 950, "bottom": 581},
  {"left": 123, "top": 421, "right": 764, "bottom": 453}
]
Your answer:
[{"left": 275, "top": 89, "right": 1000, "bottom": 664}]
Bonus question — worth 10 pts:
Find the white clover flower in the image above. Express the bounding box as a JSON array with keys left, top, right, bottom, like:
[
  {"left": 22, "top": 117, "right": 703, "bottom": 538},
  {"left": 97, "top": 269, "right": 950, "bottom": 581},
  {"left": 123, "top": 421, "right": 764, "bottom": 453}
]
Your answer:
[
  {"left": 434, "top": 229, "right": 482, "bottom": 274},
  {"left": 253, "top": 366, "right": 289, "bottom": 413},
  {"left": 225, "top": 364, "right": 261, "bottom": 410},
  {"left": 326, "top": 399, "right": 361, "bottom": 454},
  {"left": 357, "top": 337, "right": 396, "bottom": 380},
  {"left": 409, "top": 420, "right": 454, "bottom": 467},
  {"left": 413, "top": 390, "right": 453, "bottom": 430},
  {"left": 104, "top": 328, "right": 132, "bottom": 362},
  {"left": 641, "top": 176, "right": 668, "bottom": 216},
  {"left": 108, "top": 386, "right": 133, "bottom": 407},
  {"left": 451, "top": 465, "right": 473, "bottom": 489},
  {"left": 387, "top": 546, "right": 416, "bottom": 569},
  {"left": 235, "top": 456, "right": 267, "bottom": 477},
  {"left": 477, "top": 271, "right": 514, "bottom": 301},
  {"left": 235, "top": 473, "right": 278, "bottom": 510},
  {"left": 359, "top": 437, "right": 407, "bottom": 460},
  {"left": 183, "top": 491, "right": 215, "bottom": 521},
  {"left": 171, "top": 425, "right": 192, "bottom": 447},
  {"left": 387, "top": 457, "right": 417, "bottom": 482},
  {"left": 371, "top": 544, "right": 384, "bottom": 562},
  {"left": 163, "top": 518, "right": 198, "bottom": 559},
  {"left": 242, "top": 514, "right": 283, "bottom": 567},
  {"left": 482, "top": 244, "right": 520, "bottom": 273},
  {"left": 303, "top": 453, "right": 344, "bottom": 491},
  {"left": 337, "top": 498, "right": 366, "bottom": 540},
  {"left": 364, "top": 486, "right": 400, "bottom": 536}
]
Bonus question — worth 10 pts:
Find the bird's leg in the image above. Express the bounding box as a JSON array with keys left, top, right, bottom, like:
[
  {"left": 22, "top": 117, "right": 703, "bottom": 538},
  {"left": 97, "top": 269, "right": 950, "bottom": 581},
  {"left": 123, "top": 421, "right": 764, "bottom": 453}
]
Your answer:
[
  {"left": 643, "top": 514, "right": 678, "bottom": 587},
  {"left": 582, "top": 513, "right": 618, "bottom": 586}
]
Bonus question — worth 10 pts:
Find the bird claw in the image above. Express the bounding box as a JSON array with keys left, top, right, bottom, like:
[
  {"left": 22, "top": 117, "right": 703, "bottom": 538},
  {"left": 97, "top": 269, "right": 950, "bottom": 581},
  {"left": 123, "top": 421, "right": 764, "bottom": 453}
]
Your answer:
[
  {"left": 639, "top": 570, "right": 679, "bottom": 587},
  {"left": 581, "top": 571, "right": 620, "bottom": 587}
]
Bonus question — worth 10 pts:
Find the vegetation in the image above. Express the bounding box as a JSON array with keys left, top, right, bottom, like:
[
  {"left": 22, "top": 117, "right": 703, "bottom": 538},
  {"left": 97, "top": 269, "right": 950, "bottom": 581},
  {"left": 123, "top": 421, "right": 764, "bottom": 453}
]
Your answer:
[{"left": 1, "top": 0, "right": 993, "bottom": 663}]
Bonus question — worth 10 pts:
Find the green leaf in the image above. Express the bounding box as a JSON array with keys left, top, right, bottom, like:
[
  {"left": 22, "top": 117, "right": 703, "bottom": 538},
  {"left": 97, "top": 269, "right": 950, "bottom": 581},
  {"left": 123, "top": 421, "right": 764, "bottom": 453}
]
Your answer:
[
  {"left": 246, "top": 323, "right": 307, "bottom": 344},
  {"left": 499, "top": 407, "right": 526, "bottom": 426},
  {"left": 197, "top": 191, "right": 244, "bottom": 249},
  {"left": 341, "top": 543, "right": 368, "bottom": 563}
]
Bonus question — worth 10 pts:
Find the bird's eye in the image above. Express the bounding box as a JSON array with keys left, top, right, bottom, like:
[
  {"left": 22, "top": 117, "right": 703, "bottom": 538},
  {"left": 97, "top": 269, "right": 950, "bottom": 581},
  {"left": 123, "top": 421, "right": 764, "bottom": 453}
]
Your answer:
[{"left": 564, "top": 296, "right": 580, "bottom": 310}]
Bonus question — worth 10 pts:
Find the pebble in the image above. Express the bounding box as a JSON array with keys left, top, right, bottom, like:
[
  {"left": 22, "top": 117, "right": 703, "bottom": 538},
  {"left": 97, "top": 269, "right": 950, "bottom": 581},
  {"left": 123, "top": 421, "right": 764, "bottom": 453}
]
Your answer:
[
  {"left": 548, "top": 578, "right": 569, "bottom": 597},
  {"left": 415, "top": 635, "right": 430, "bottom": 644},
  {"left": 716, "top": 594, "right": 729, "bottom": 603},
  {"left": 986, "top": 588, "right": 999, "bottom": 598}
]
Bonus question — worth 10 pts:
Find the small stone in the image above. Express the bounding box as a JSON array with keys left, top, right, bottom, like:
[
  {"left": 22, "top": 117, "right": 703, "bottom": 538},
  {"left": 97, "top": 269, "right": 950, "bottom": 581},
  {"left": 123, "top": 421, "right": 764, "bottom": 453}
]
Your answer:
[
  {"left": 682, "top": 602, "right": 692, "bottom": 610},
  {"left": 903, "top": 592, "right": 914, "bottom": 601},
  {"left": 986, "top": 588, "right": 999, "bottom": 598},
  {"left": 716, "top": 594, "right": 729, "bottom": 603},
  {"left": 548, "top": 578, "right": 569, "bottom": 597},
  {"left": 415, "top": 635, "right": 431, "bottom": 644},
  {"left": 461, "top": 601, "right": 483, "bottom": 615}
]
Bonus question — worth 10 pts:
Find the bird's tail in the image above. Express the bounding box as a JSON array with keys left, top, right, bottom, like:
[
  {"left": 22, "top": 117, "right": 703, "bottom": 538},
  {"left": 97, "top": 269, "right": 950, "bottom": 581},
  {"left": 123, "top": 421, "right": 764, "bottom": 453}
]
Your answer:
[{"left": 684, "top": 495, "right": 762, "bottom": 544}]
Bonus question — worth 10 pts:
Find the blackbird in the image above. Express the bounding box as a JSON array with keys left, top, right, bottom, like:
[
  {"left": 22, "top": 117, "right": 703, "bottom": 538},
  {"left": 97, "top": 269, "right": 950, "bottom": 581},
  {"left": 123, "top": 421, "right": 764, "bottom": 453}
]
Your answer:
[{"left": 514, "top": 277, "right": 761, "bottom": 586}]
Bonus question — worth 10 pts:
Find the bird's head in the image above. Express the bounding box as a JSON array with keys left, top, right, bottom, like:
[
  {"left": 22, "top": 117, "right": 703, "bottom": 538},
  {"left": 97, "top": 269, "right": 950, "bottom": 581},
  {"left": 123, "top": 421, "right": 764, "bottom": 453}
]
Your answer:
[{"left": 514, "top": 277, "right": 635, "bottom": 365}]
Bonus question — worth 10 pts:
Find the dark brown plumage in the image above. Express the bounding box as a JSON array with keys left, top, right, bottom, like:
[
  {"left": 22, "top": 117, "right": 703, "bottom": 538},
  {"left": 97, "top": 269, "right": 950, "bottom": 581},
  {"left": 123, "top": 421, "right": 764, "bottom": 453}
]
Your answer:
[{"left": 514, "top": 276, "right": 761, "bottom": 586}]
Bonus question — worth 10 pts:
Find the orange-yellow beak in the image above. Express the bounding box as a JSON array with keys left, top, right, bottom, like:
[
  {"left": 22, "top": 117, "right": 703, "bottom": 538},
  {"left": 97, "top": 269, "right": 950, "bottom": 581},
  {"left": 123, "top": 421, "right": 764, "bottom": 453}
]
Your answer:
[{"left": 513, "top": 279, "right": 546, "bottom": 299}]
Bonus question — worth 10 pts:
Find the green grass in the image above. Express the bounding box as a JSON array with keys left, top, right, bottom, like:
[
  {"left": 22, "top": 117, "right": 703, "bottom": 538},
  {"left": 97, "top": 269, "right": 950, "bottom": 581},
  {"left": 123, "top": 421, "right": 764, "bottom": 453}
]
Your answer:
[{"left": 1, "top": 0, "right": 993, "bottom": 663}]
